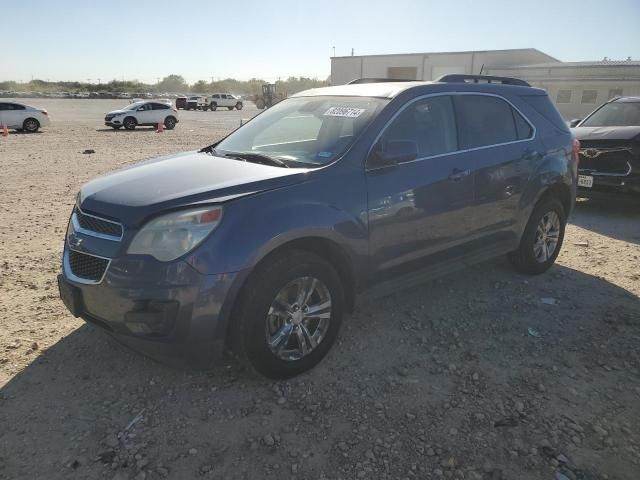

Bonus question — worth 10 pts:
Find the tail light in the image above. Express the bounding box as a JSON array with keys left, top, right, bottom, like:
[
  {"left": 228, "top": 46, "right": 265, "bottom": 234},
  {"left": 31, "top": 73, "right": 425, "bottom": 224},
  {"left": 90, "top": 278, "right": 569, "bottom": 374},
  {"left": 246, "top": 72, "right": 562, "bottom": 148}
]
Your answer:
[{"left": 572, "top": 138, "right": 580, "bottom": 166}]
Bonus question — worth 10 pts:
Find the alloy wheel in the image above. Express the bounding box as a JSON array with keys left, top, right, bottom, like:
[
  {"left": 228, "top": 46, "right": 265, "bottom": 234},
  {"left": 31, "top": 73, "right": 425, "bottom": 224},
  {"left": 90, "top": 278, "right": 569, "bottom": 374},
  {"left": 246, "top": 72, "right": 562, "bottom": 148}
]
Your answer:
[
  {"left": 265, "top": 276, "right": 332, "bottom": 361},
  {"left": 533, "top": 211, "right": 560, "bottom": 263}
]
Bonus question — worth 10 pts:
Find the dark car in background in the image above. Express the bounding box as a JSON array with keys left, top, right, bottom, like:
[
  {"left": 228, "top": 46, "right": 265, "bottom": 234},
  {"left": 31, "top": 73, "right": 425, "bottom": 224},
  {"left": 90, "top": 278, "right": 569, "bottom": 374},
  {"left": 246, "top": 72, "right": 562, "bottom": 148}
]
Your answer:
[
  {"left": 175, "top": 96, "right": 187, "bottom": 110},
  {"left": 58, "top": 75, "right": 578, "bottom": 378},
  {"left": 570, "top": 96, "right": 640, "bottom": 197}
]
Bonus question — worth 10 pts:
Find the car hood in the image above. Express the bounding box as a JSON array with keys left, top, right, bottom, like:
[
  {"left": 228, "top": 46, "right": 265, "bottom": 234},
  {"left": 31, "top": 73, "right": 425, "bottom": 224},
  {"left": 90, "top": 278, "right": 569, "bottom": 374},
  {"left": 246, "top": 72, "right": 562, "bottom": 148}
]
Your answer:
[
  {"left": 572, "top": 126, "right": 640, "bottom": 141},
  {"left": 79, "top": 151, "right": 311, "bottom": 226},
  {"left": 106, "top": 109, "right": 130, "bottom": 116}
]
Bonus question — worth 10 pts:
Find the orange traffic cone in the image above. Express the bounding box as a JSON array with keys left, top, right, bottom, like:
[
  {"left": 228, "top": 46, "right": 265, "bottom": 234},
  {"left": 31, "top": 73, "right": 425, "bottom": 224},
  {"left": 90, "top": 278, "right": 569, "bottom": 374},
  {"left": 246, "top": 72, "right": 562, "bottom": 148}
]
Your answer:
[
  {"left": 156, "top": 121, "right": 163, "bottom": 133},
  {"left": 2, "top": 124, "right": 8, "bottom": 137}
]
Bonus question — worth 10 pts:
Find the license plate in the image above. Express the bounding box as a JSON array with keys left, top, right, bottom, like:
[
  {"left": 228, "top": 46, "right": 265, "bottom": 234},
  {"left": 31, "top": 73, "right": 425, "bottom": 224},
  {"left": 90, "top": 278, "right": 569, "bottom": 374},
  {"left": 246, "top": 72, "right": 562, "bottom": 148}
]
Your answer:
[
  {"left": 58, "top": 275, "right": 83, "bottom": 317},
  {"left": 578, "top": 175, "right": 593, "bottom": 188}
]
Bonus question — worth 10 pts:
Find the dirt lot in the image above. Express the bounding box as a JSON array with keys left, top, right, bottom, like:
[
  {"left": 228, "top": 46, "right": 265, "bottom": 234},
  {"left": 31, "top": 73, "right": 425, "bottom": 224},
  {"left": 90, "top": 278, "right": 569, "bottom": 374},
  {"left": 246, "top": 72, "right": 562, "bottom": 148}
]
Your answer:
[{"left": 1, "top": 99, "right": 639, "bottom": 480}]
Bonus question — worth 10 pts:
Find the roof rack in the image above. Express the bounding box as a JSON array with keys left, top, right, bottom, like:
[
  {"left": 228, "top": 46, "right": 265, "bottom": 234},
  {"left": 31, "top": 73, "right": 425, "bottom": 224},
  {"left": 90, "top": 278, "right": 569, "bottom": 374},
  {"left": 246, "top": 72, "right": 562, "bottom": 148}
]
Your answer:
[
  {"left": 436, "top": 74, "right": 530, "bottom": 87},
  {"left": 347, "top": 78, "right": 416, "bottom": 84}
]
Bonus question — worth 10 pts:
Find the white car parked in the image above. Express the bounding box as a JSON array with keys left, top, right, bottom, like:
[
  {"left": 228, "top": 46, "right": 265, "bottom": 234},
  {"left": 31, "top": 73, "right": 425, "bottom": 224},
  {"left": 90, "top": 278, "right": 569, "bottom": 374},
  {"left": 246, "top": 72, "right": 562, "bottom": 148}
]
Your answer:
[
  {"left": 104, "top": 101, "right": 179, "bottom": 130},
  {"left": 208, "top": 93, "right": 243, "bottom": 111},
  {"left": 0, "top": 101, "right": 50, "bottom": 133}
]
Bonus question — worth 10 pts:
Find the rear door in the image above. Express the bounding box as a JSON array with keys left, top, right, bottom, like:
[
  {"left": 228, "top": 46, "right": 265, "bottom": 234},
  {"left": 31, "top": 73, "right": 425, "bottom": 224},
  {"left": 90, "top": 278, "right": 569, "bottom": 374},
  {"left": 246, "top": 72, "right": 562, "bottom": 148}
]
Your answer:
[
  {"left": 366, "top": 94, "right": 476, "bottom": 272},
  {"left": 151, "top": 102, "right": 170, "bottom": 122},
  {"left": 452, "top": 94, "right": 537, "bottom": 244}
]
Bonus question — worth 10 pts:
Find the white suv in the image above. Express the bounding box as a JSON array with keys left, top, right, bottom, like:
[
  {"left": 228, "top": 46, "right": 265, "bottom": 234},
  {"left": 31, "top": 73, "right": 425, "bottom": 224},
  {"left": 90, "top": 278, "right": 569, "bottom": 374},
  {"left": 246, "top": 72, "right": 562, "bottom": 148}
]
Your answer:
[
  {"left": 208, "top": 93, "right": 243, "bottom": 111},
  {"left": 104, "top": 101, "right": 179, "bottom": 130},
  {"left": 0, "top": 101, "right": 51, "bottom": 133}
]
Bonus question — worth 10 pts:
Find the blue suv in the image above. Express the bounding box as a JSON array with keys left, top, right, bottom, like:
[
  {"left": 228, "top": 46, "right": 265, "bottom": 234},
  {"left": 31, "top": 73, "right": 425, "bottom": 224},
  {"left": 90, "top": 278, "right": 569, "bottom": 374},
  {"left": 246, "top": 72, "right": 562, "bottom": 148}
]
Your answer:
[{"left": 58, "top": 75, "right": 578, "bottom": 378}]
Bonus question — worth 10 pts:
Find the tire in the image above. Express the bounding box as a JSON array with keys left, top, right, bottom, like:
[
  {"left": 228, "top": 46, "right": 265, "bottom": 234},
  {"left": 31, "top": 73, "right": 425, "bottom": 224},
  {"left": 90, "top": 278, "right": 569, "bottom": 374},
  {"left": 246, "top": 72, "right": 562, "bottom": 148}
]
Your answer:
[
  {"left": 256, "top": 99, "right": 265, "bottom": 110},
  {"left": 210, "top": 102, "right": 217, "bottom": 111},
  {"left": 123, "top": 117, "right": 137, "bottom": 130},
  {"left": 202, "top": 105, "right": 209, "bottom": 111},
  {"left": 231, "top": 250, "right": 344, "bottom": 379},
  {"left": 23, "top": 118, "right": 40, "bottom": 133},
  {"left": 164, "top": 116, "right": 177, "bottom": 130},
  {"left": 227, "top": 106, "right": 234, "bottom": 110},
  {"left": 236, "top": 103, "right": 243, "bottom": 110},
  {"left": 508, "top": 197, "right": 566, "bottom": 275},
  {"left": 112, "top": 125, "right": 122, "bottom": 130}
]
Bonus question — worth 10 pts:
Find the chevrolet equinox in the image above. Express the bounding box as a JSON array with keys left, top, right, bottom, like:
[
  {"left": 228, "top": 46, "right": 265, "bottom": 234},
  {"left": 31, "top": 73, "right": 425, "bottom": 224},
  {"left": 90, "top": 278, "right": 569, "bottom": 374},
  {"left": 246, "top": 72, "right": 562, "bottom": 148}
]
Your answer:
[{"left": 58, "top": 75, "right": 578, "bottom": 378}]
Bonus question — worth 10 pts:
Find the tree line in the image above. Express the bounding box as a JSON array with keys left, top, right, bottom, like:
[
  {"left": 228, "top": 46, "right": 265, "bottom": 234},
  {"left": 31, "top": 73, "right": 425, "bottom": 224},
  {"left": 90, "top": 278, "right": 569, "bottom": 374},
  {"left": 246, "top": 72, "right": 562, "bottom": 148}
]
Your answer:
[{"left": 0, "top": 75, "right": 329, "bottom": 96}]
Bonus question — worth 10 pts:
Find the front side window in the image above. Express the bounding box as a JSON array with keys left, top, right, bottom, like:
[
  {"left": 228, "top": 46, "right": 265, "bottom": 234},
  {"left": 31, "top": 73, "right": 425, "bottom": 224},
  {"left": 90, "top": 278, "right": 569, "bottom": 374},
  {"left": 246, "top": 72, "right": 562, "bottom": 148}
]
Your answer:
[
  {"left": 454, "top": 95, "right": 519, "bottom": 149},
  {"left": 581, "top": 101, "right": 640, "bottom": 127},
  {"left": 215, "top": 96, "right": 387, "bottom": 167},
  {"left": 380, "top": 96, "right": 458, "bottom": 158}
]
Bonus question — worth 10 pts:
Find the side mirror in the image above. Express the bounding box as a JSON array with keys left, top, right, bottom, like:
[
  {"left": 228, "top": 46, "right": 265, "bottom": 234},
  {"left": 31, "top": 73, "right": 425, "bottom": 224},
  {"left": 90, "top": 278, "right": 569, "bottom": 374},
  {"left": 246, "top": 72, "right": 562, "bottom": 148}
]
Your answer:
[
  {"left": 569, "top": 118, "right": 582, "bottom": 128},
  {"left": 369, "top": 140, "right": 418, "bottom": 168}
]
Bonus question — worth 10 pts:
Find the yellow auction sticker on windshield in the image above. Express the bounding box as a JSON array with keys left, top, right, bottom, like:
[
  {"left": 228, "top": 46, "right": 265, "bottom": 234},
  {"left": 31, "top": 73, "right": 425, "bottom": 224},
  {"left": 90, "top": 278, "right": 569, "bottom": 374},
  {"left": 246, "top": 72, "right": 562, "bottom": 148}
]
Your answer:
[{"left": 323, "top": 107, "right": 366, "bottom": 118}]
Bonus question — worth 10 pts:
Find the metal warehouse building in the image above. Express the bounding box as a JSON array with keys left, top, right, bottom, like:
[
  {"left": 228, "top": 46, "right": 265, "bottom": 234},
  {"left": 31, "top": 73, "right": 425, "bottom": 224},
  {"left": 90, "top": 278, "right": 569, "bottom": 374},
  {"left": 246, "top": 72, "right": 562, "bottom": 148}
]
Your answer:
[{"left": 330, "top": 48, "right": 640, "bottom": 119}]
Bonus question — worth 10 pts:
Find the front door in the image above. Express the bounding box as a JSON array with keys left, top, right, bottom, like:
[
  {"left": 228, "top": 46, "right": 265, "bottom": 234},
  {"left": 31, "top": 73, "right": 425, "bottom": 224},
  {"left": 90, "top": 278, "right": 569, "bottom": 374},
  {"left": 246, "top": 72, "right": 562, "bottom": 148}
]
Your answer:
[{"left": 366, "top": 95, "right": 476, "bottom": 273}]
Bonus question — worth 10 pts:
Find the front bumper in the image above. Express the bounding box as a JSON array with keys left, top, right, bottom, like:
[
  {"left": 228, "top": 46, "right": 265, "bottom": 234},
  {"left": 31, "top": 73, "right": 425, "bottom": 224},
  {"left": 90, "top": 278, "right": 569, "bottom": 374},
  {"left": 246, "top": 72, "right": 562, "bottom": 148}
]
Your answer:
[
  {"left": 578, "top": 170, "right": 640, "bottom": 196},
  {"left": 59, "top": 244, "right": 242, "bottom": 368}
]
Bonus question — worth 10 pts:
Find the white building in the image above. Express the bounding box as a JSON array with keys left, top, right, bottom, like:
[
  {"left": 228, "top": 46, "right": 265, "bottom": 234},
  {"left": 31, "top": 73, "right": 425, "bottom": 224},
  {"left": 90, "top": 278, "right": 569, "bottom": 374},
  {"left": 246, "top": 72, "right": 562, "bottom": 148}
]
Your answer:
[{"left": 330, "top": 49, "right": 640, "bottom": 119}]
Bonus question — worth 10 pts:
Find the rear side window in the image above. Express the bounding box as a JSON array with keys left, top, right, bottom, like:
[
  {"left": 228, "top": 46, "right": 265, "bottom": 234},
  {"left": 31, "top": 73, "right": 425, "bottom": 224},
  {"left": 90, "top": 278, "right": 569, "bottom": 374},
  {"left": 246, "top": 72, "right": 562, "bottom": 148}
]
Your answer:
[
  {"left": 7, "top": 103, "right": 26, "bottom": 110},
  {"left": 454, "top": 95, "right": 518, "bottom": 149},
  {"left": 382, "top": 95, "right": 458, "bottom": 158},
  {"left": 152, "top": 103, "right": 169, "bottom": 110},
  {"left": 513, "top": 109, "right": 533, "bottom": 140}
]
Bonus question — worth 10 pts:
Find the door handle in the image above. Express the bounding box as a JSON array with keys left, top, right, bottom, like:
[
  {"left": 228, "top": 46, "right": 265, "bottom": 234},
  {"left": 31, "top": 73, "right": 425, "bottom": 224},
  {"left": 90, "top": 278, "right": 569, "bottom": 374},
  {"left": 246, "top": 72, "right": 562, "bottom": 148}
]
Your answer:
[{"left": 448, "top": 168, "right": 471, "bottom": 181}]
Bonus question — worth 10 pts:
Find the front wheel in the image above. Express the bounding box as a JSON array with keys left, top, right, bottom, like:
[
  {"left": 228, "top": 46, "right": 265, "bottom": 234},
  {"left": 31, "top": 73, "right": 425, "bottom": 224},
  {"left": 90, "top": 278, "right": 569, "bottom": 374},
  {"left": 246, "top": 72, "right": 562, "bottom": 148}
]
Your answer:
[
  {"left": 209, "top": 103, "right": 217, "bottom": 111},
  {"left": 231, "top": 251, "right": 344, "bottom": 379},
  {"left": 123, "top": 117, "right": 137, "bottom": 130},
  {"left": 508, "top": 197, "right": 566, "bottom": 274},
  {"left": 164, "top": 116, "right": 177, "bottom": 130},
  {"left": 227, "top": 106, "right": 234, "bottom": 110},
  {"left": 236, "top": 102, "right": 243, "bottom": 110},
  {"left": 23, "top": 118, "right": 40, "bottom": 133}
]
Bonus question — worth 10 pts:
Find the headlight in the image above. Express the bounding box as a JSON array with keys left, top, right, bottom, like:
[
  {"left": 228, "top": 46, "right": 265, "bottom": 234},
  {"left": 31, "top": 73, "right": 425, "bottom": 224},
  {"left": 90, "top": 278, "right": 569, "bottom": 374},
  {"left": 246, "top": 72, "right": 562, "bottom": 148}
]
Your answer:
[{"left": 127, "top": 206, "right": 223, "bottom": 262}]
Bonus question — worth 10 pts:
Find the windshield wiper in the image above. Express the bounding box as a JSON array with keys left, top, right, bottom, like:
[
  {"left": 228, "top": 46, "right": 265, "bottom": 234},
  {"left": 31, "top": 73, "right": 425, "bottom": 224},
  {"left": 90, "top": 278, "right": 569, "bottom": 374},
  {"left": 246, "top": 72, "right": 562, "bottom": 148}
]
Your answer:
[{"left": 222, "top": 151, "right": 290, "bottom": 168}]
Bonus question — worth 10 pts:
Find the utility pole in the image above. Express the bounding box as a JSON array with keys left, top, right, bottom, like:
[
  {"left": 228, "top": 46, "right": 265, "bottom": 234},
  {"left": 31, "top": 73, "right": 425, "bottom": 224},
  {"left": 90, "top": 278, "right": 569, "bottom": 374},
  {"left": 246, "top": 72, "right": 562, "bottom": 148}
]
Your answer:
[
  {"left": 97, "top": 77, "right": 101, "bottom": 85},
  {"left": 332, "top": 46, "right": 336, "bottom": 57}
]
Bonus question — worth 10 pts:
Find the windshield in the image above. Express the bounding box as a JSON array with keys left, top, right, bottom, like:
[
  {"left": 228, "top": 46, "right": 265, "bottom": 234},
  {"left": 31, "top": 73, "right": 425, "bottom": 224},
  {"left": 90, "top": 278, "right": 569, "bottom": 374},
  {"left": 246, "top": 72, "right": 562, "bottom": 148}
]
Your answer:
[
  {"left": 581, "top": 101, "right": 640, "bottom": 127},
  {"left": 214, "top": 96, "right": 388, "bottom": 167}
]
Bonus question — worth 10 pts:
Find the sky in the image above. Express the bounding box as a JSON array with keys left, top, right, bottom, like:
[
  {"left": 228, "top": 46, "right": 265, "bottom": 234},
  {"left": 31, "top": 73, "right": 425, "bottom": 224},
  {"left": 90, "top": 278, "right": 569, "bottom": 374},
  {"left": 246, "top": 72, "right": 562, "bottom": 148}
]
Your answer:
[{"left": 3, "top": 0, "right": 640, "bottom": 84}]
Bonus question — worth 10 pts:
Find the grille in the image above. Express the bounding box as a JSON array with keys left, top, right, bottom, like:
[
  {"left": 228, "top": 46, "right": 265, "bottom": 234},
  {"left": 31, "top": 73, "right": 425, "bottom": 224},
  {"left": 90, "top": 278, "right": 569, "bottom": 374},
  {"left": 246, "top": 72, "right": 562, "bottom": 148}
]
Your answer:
[
  {"left": 579, "top": 149, "right": 631, "bottom": 175},
  {"left": 105, "top": 115, "right": 114, "bottom": 121},
  {"left": 68, "top": 250, "right": 109, "bottom": 282},
  {"left": 75, "top": 208, "right": 122, "bottom": 238}
]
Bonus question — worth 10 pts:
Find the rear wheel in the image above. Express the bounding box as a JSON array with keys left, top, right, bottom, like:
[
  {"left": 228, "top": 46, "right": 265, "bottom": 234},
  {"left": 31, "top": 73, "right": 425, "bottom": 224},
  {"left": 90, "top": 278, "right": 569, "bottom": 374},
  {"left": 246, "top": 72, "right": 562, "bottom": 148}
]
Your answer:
[
  {"left": 255, "top": 98, "right": 265, "bottom": 109},
  {"left": 123, "top": 117, "right": 137, "bottom": 130},
  {"left": 508, "top": 197, "right": 566, "bottom": 274},
  {"left": 231, "top": 250, "right": 344, "bottom": 379},
  {"left": 236, "top": 102, "right": 243, "bottom": 110},
  {"left": 202, "top": 105, "right": 209, "bottom": 111},
  {"left": 23, "top": 118, "right": 40, "bottom": 133},
  {"left": 164, "top": 116, "right": 177, "bottom": 130}
]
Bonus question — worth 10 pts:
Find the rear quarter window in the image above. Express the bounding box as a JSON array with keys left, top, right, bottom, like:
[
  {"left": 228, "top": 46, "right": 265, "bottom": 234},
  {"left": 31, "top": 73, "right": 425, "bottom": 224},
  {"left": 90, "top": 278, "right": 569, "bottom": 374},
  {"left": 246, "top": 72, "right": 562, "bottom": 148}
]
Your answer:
[{"left": 520, "top": 94, "right": 569, "bottom": 133}]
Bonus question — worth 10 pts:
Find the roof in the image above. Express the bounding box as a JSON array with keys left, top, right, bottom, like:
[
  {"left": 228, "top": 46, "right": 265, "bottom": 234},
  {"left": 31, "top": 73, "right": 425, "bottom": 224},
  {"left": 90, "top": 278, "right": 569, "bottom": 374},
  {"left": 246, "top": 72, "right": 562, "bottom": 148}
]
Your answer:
[
  {"left": 293, "top": 80, "right": 544, "bottom": 99},
  {"left": 331, "top": 48, "right": 560, "bottom": 64},
  {"left": 614, "top": 96, "right": 640, "bottom": 103},
  {"left": 293, "top": 81, "right": 431, "bottom": 99}
]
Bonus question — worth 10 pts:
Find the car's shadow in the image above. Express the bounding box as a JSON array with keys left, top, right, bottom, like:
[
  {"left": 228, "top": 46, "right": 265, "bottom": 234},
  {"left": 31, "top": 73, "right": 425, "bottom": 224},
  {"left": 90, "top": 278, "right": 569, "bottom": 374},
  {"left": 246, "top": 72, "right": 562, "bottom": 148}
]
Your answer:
[
  {"left": 1, "top": 262, "right": 639, "bottom": 479},
  {"left": 572, "top": 196, "right": 640, "bottom": 244},
  {"left": 94, "top": 127, "right": 163, "bottom": 133}
]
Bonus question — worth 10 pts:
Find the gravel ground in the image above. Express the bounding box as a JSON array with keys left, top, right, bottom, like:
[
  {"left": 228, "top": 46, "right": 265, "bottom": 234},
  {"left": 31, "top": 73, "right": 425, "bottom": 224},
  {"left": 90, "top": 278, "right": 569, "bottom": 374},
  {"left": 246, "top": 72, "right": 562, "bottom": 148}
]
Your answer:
[{"left": 0, "top": 99, "right": 639, "bottom": 480}]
